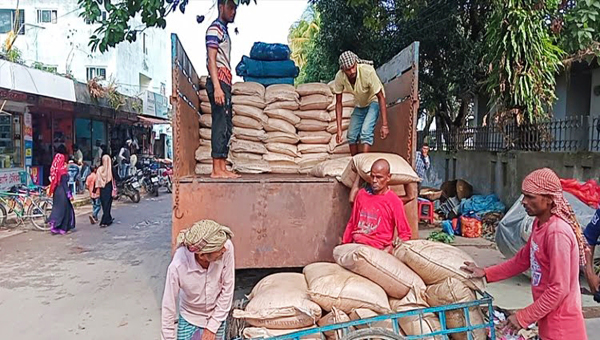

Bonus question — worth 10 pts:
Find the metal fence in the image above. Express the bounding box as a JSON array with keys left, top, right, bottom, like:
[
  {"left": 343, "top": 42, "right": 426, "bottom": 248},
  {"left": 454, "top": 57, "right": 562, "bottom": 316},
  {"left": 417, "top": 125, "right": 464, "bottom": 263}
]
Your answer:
[{"left": 418, "top": 115, "right": 600, "bottom": 153}]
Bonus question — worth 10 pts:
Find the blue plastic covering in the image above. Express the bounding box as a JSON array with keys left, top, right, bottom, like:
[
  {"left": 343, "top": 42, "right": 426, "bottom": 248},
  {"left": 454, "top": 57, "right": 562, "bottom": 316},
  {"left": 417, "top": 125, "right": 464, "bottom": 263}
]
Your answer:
[
  {"left": 236, "top": 56, "right": 299, "bottom": 78},
  {"left": 441, "top": 220, "right": 454, "bottom": 236},
  {"left": 250, "top": 42, "right": 291, "bottom": 61},
  {"left": 460, "top": 194, "right": 506, "bottom": 218},
  {"left": 243, "top": 76, "right": 295, "bottom": 86}
]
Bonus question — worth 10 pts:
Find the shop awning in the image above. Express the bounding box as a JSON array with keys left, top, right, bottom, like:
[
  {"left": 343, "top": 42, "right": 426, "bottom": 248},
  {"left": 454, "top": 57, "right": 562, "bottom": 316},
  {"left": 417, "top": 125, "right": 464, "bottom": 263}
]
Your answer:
[{"left": 137, "top": 115, "right": 170, "bottom": 126}]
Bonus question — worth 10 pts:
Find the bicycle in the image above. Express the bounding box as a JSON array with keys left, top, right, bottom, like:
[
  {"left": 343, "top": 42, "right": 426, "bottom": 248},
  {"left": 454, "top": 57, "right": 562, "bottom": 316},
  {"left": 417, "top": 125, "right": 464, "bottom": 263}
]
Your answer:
[{"left": 0, "top": 186, "right": 53, "bottom": 231}]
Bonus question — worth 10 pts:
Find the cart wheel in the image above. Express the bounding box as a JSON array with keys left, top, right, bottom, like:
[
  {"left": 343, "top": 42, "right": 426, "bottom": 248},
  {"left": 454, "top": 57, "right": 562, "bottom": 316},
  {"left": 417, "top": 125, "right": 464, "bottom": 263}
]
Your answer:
[
  {"left": 340, "top": 328, "right": 405, "bottom": 340},
  {"left": 226, "top": 299, "right": 247, "bottom": 340}
]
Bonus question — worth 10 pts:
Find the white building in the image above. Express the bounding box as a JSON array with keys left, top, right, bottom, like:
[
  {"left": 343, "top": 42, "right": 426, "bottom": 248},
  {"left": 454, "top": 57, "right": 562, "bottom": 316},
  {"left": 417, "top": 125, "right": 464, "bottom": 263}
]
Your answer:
[{"left": 0, "top": 0, "right": 171, "bottom": 98}]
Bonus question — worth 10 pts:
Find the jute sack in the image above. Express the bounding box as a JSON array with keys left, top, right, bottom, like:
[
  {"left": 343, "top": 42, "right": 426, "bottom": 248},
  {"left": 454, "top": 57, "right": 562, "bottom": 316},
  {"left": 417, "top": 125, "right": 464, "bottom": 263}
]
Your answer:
[
  {"left": 352, "top": 153, "right": 421, "bottom": 185},
  {"left": 326, "top": 119, "right": 351, "bottom": 134},
  {"left": 299, "top": 131, "right": 332, "bottom": 144},
  {"left": 300, "top": 94, "right": 333, "bottom": 111},
  {"left": 232, "top": 82, "right": 265, "bottom": 97},
  {"left": 199, "top": 139, "right": 211, "bottom": 147},
  {"left": 310, "top": 157, "right": 352, "bottom": 178},
  {"left": 303, "top": 262, "right": 391, "bottom": 315},
  {"left": 264, "top": 118, "right": 297, "bottom": 134},
  {"left": 264, "top": 152, "right": 296, "bottom": 163},
  {"left": 265, "top": 131, "right": 299, "bottom": 144},
  {"left": 194, "top": 146, "right": 212, "bottom": 163},
  {"left": 333, "top": 244, "right": 425, "bottom": 299},
  {"left": 233, "top": 273, "right": 322, "bottom": 329},
  {"left": 348, "top": 309, "right": 394, "bottom": 331},
  {"left": 327, "top": 93, "right": 355, "bottom": 111},
  {"left": 266, "top": 143, "right": 300, "bottom": 158},
  {"left": 233, "top": 115, "right": 262, "bottom": 130},
  {"left": 199, "top": 114, "right": 212, "bottom": 128},
  {"left": 201, "top": 102, "right": 212, "bottom": 114},
  {"left": 230, "top": 139, "right": 268, "bottom": 155},
  {"left": 230, "top": 152, "right": 263, "bottom": 162},
  {"left": 297, "top": 119, "right": 329, "bottom": 132},
  {"left": 243, "top": 327, "right": 319, "bottom": 340},
  {"left": 266, "top": 100, "right": 300, "bottom": 111},
  {"left": 297, "top": 83, "right": 333, "bottom": 97},
  {"left": 269, "top": 161, "right": 300, "bottom": 174},
  {"left": 297, "top": 153, "right": 329, "bottom": 174},
  {"left": 264, "top": 108, "right": 300, "bottom": 125},
  {"left": 199, "top": 76, "right": 208, "bottom": 89},
  {"left": 233, "top": 127, "right": 266, "bottom": 142},
  {"left": 199, "top": 128, "right": 212, "bottom": 141},
  {"left": 328, "top": 131, "right": 349, "bottom": 154},
  {"left": 233, "top": 104, "right": 268, "bottom": 125},
  {"left": 232, "top": 95, "right": 266, "bottom": 109},
  {"left": 232, "top": 159, "right": 271, "bottom": 174},
  {"left": 298, "top": 143, "right": 329, "bottom": 154},
  {"left": 389, "top": 290, "right": 442, "bottom": 339},
  {"left": 393, "top": 240, "right": 485, "bottom": 291},
  {"left": 318, "top": 308, "right": 351, "bottom": 340},
  {"left": 329, "top": 107, "right": 353, "bottom": 121},
  {"left": 199, "top": 89, "right": 210, "bottom": 102},
  {"left": 265, "top": 84, "right": 299, "bottom": 104},
  {"left": 425, "top": 278, "right": 486, "bottom": 340},
  {"left": 296, "top": 110, "right": 331, "bottom": 122}
]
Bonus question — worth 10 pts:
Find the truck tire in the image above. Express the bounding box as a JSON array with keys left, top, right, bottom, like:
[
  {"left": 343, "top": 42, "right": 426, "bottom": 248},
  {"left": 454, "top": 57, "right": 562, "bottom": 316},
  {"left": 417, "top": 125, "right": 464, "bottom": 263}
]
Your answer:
[{"left": 340, "top": 328, "right": 405, "bottom": 340}]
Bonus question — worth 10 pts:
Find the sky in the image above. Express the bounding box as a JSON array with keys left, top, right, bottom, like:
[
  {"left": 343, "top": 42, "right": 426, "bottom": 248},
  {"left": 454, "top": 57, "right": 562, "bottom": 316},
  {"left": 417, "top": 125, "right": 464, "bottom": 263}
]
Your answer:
[{"left": 167, "top": 0, "right": 309, "bottom": 82}]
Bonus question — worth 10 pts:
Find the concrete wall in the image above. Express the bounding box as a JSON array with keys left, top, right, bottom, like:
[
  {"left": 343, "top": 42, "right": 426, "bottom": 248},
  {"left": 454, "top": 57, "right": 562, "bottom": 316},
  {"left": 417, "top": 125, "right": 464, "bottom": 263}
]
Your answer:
[
  {"left": 424, "top": 150, "right": 600, "bottom": 206},
  {"left": 0, "top": 0, "right": 170, "bottom": 97}
]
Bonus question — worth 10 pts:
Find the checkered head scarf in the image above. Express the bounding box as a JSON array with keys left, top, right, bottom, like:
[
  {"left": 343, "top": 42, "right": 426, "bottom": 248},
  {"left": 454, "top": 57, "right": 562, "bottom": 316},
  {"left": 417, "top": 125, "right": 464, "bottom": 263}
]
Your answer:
[
  {"left": 177, "top": 220, "right": 233, "bottom": 254},
  {"left": 339, "top": 51, "right": 373, "bottom": 70},
  {"left": 522, "top": 168, "right": 586, "bottom": 266}
]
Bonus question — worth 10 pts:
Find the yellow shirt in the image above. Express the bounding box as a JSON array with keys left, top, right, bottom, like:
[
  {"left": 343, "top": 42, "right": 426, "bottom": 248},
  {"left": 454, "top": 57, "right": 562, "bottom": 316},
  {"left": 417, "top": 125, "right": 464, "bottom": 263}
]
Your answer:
[{"left": 331, "top": 64, "right": 384, "bottom": 108}]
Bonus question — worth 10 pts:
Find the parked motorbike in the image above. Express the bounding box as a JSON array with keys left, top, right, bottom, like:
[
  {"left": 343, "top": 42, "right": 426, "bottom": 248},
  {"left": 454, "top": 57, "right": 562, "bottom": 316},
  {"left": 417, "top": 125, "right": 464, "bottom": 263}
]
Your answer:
[
  {"left": 138, "top": 167, "right": 159, "bottom": 197},
  {"left": 158, "top": 164, "right": 173, "bottom": 193},
  {"left": 116, "top": 174, "right": 141, "bottom": 203}
]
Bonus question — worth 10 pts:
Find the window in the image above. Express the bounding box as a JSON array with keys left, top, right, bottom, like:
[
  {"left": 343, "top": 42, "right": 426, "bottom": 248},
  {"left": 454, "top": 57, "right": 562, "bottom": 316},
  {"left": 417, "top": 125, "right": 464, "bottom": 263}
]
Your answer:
[
  {"left": 142, "top": 33, "right": 147, "bottom": 55},
  {"left": 85, "top": 11, "right": 107, "bottom": 25},
  {"left": 0, "top": 115, "right": 22, "bottom": 168},
  {"left": 37, "top": 10, "right": 57, "bottom": 24},
  {"left": 86, "top": 67, "right": 106, "bottom": 81},
  {"left": 0, "top": 9, "right": 25, "bottom": 35}
]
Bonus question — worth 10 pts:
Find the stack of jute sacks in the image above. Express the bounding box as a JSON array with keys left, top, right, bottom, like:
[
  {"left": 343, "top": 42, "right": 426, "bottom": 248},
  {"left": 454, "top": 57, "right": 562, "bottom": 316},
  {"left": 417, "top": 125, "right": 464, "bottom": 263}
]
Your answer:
[
  {"left": 233, "top": 240, "right": 487, "bottom": 340},
  {"left": 194, "top": 80, "right": 357, "bottom": 176}
]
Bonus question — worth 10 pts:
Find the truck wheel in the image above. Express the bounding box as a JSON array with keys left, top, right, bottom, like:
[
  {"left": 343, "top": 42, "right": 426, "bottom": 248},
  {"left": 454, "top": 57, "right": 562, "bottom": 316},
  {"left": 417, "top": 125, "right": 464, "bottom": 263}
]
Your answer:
[
  {"left": 226, "top": 299, "right": 247, "bottom": 340},
  {"left": 341, "top": 328, "right": 405, "bottom": 340}
]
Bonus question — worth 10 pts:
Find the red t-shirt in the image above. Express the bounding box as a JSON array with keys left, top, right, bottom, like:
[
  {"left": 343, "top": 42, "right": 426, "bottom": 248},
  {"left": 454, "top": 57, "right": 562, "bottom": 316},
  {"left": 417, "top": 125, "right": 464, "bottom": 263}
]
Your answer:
[
  {"left": 342, "top": 188, "right": 411, "bottom": 250},
  {"left": 485, "top": 215, "right": 587, "bottom": 340}
]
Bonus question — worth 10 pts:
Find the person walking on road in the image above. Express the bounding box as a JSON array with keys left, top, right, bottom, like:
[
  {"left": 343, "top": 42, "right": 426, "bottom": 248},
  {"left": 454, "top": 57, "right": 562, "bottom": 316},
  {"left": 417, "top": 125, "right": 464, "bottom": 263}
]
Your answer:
[
  {"left": 331, "top": 51, "right": 389, "bottom": 155},
  {"left": 206, "top": 0, "right": 239, "bottom": 179},
  {"left": 48, "top": 149, "right": 76, "bottom": 235},
  {"left": 462, "top": 168, "right": 588, "bottom": 340},
  {"left": 95, "top": 155, "right": 116, "bottom": 228},
  {"left": 161, "top": 220, "right": 235, "bottom": 340},
  {"left": 86, "top": 165, "right": 101, "bottom": 224}
]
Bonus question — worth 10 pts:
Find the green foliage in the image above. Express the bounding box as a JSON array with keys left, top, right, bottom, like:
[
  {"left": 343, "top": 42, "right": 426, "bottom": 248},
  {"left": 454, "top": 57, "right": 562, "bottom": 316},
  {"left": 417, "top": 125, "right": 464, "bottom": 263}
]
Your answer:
[
  {"left": 288, "top": 6, "right": 321, "bottom": 84},
  {"left": 427, "top": 230, "right": 455, "bottom": 244},
  {"left": 557, "top": 0, "right": 600, "bottom": 63},
  {"left": 31, "top": 61, "right": 58, "bottom": 74},
  {"left": 1, "top": 46, "right": 23, "bottom": 64}
]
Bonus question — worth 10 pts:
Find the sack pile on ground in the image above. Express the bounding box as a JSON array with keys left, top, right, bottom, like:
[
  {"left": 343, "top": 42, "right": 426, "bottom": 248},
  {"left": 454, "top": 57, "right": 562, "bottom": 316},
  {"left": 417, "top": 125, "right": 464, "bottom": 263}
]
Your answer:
[
  {"left": 234, "top": 240, "right": 487, "bottom": 340},
  {"left": 195, "top": 81, "right": 358, "bottom": 176}
]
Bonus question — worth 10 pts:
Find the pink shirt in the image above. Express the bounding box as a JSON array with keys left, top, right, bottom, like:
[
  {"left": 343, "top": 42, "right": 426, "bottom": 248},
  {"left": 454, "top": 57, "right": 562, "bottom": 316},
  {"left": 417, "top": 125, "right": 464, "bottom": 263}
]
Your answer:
[
  {"left": 485, "top": 215, "right": 587, "bottom": 340},
  {"left": 161, "top": 240, "right": 235, "bottom": 340},
  {"left": 342, "top": 188, "right": 412, "bottom": 250}
]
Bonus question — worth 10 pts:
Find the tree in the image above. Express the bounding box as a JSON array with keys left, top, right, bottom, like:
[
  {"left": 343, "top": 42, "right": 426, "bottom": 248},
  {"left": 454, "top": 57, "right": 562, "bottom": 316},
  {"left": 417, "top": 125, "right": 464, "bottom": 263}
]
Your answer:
[
  {"left": 288, "top": 6, "right": 321, "bottom": 83},
  {"left": 78, "top": 0, "right": 257, "bottom": 53}
]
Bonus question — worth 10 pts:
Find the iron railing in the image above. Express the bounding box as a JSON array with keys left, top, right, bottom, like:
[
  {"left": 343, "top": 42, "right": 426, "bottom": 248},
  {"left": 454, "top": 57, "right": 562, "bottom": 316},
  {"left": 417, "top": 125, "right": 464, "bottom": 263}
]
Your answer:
[{"left": 418, "top": 115, "right": 600, "bottom": 152}]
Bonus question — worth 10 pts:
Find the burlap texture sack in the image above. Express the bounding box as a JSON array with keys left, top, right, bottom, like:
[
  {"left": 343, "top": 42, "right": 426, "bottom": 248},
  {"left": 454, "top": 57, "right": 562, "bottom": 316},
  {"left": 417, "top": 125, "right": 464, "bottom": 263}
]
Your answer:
[
  {"left": 266, "top": 143, "right": 300, "bottom": 158},
  {"left": 299, "top": 131, "right": 332, "bottom": 144},
  {"left": 199, "top": 128, "right": 212, "bottom": 141},
  {"left": 233, "top": 273, "right": 322, "bottom": 329},
  {"left": 199, "top": 76, "right": 208, "bottom": 89},
  {"left": 199, "top": 89, "right": 209, "bottom": 102},
  {"left": 329, "top": 107, "right": 353, "bottom": 121},
  {"left": 265, "top": 84, "right": 299, "bottom": 104},
  {"left": 348, "top": 309, "right": 394, "bottom": 331},
  {"left": 230, "top": 139, "right": 268, "bottom": 155},
  {"left": 201, "top": 102, "right": 212, "bottom": 114},
  {"left": 310, "top": 157, "right": 352, "bottom": 178},
  {"left": 199, "top": 139, "right": 211, "bottom": 147},
  {"left": 232, "top": 82, "right": 265, "bottom": 97},
  {"left": 232, "top": 95, "right": 266, "bottom": 109},
  {"left": 298, "top": 143, "right": 329, "bottom": 154},
  {"left": 233, "top": 115, "right": 263, "bottom": 130},
  {"left": 269, "top": 161, "right": 300, "bottom": 174},
  {"left": 264, "top": 108, "right": 300, "bottom": 125},
  {"left": 296, "top": 110, "right": 331, "bottom": 122},
  {"left": 300, "top": 94, "right": 333, "bottom": 111},
  {"left": 266, "top": 100, "right": 300, "bottom": 111},
  {"left": 233, "top": 104, "right": 268, "bottom": 125},
  {"left": 326, "top": 119, "right": 351, "bottom": 134},
  {"left": 194, "top": 146, "right": 211, "bottom": 163},
  {"left": 264, "top": 118, "right": 297, "bottom": 134},
  {"left": 233, "top": 127, "right": 266, "bottom": 142},
  {"left": 232, "top": 159, "right": 271, "bottom": 174},
  {"left": 199, "top": 114, "right": 212, "bottom": 128},
  {"left": 333, "top": 244, "right": 425, "bottom": 299},
  {"left": 303, "top": 262, "right": 391, "bottom": 315},
  {"left": 265, "top": 132, "right": 300, "bottom": 144},
  {"left": 389, "top": 289, "right": 442, "bottom": 339},
  {"left": 297, "top": 119, "right": 329, "bottom": 132},
  {"left": 351, "top": 153, "right": 421, "bottom": 185},
  {"left": 318, "top": 308, "right": 351, "bottom": 340},
  {"left": 327, "top": 93, "right": 355, "bottom": 110},
  {"left": 243, "top": 327, "right": 319, "bottom": 340},
  {"left": 297, "top": 83, "right": 333, "bottom": 97},
  {"left": 297, "top": 153, "right": 329, "bottom": 174},
  {"left": 264, "top": 152, "right": 296, "bottom": 163},
  {"left": 230, "top": 152, "right": 263, "bottom": 162}
]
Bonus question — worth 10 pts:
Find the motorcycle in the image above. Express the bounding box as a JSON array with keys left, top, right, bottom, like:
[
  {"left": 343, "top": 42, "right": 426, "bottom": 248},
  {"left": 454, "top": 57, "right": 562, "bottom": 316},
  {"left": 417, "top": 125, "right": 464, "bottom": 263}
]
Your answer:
[
  {"left": 116, "top": 173, "right": 141, "bottom": 203},
  {"left": 158, "top": 163, "right": 173, "bottom": 193},
  {"left": 138, "top": 167, "right": 159, "bottom": 197}
]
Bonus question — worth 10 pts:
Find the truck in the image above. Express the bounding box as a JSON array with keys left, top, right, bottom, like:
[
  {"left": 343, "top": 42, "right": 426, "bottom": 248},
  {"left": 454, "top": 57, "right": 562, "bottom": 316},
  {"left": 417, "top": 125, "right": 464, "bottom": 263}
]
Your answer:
[{"left": 169, "top": 33, "right": 421, "bottom": 269}]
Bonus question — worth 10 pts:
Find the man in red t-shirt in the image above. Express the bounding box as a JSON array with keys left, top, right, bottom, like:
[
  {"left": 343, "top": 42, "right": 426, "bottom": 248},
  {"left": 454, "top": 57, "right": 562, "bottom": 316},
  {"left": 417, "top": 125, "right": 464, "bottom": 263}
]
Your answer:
[{"left": 342, "top": 159, "right": 412, "bottom": 252}]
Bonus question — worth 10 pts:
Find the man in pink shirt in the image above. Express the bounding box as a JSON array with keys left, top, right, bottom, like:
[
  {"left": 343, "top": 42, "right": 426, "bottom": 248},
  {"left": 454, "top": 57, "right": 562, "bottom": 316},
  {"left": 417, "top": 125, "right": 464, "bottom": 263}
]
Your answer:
[
  {"left": 161, "top": 220, "right": 235, "bottom": 340},
  {"left": 342, "top": 159, "right": 412, "bottom": 252},
  {"left": 463, "top": 168, "right": 587, "bottom": 340}
]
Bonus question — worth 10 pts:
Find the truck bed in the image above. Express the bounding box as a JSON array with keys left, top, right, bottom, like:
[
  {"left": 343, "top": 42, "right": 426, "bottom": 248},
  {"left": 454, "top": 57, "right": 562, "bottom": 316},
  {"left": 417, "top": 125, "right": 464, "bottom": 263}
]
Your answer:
[{"left": 179, "top": 173, "right": 337, "bottom": 184}]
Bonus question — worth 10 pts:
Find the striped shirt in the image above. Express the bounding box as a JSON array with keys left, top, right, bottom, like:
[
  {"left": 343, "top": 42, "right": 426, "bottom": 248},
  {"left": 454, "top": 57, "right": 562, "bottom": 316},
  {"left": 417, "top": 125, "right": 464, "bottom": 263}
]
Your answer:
[{"left": 206, "top": 19, "right": 232, "bottom": 85}]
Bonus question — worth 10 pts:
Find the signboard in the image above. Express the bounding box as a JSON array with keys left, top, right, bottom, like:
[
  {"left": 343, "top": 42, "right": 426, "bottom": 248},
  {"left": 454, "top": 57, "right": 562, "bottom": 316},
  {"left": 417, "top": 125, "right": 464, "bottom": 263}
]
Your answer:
[
  {"left": 142, "top": 90, "right": 169, "bottom": 119},
  {"left": 143, "top": 90, "right": 156, "bottom": 116},
  {"left": 0, "top": 168, "right": 23, "bottom": 190},
  {"left": 24, "top": 112, "right": 33, "bottom": 141},
  {"left": 30, "top": 166, "right": 43, "bottom": 185},
  {"left": 24, "top": 140, "right": 32, "bottom": 166}
]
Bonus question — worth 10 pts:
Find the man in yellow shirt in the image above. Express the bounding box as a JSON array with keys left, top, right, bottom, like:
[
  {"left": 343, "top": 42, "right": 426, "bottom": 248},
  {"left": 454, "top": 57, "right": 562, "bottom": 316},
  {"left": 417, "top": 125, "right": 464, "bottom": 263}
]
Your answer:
[{"left": 332, "top": 51, "right": 389, "bottom": 155}]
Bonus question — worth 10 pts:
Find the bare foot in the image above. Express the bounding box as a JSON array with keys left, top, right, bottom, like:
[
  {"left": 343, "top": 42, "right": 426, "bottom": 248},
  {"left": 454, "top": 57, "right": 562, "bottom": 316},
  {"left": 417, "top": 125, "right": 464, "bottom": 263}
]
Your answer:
[
  {"left": 210, "top": 170, "right": 230, "bottom": 179},
  {"left": 223, "top": 170, "right": 241, "bottom": 179}
]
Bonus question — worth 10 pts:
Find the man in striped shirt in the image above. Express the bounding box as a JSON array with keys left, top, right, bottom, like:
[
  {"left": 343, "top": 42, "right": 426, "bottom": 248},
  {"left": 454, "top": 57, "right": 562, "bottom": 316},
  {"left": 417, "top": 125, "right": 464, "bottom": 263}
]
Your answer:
[{"left": 205, "top": 0, "right": 239, "bottom": 179}]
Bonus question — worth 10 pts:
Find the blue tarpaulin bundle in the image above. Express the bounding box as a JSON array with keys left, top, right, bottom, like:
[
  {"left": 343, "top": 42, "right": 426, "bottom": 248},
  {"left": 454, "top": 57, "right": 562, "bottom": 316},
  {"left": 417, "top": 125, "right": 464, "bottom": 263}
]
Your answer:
[
  {"left": 236, "top": 56, "right": 299, "bottom": 78},
  {"left": 460, "top": 194, "right": 506, "bottom": 218},
  {"left": 250, "top": 42, "right": 291, "bottom": 61},
  {"left": 243, "top": 76, "right": 295, "bottom": 86}
]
